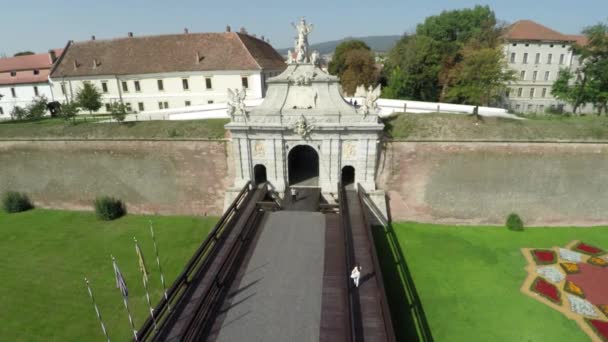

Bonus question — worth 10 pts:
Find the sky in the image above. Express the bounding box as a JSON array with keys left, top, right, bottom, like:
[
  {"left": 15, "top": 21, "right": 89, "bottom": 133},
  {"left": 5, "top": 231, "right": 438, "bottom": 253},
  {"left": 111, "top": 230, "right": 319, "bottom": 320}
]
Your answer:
[{"left": 1, "top": 0, "right": 607, "bottom": 56}]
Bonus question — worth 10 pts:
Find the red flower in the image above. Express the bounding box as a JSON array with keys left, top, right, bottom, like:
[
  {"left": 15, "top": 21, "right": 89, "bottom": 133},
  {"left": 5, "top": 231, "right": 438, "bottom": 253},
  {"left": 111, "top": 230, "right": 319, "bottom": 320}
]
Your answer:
[
  {"left": 532, "top": 249, "right": 557, "bottom": 265},
  {"left": 532, "top": 277, "right": 560, "bottom": 304},
  {"left": 587, "top": 319, "right": 608, "bottom": 341},
  {"left": 575, "top": 242, "right": 604, "bottom": 256}
]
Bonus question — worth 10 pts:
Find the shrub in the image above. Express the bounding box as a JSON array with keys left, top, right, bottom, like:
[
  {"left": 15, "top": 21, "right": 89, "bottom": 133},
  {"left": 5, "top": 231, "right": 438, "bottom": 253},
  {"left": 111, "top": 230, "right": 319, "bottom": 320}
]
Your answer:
[
  {"left": 94, "top": 196, "right": 126, "bottom": 221},
  {"left": 10, "top": 106, "right": 28, "bottom": 120},
  {"left": 2, "top": 191, "right": 34, "bottom": 213},
  {"left": 25, "top": 96, "right": 48, "bottom": 120},
  {"left": 506, "top": 213, "right": 524, "bottom": 231},
  {"left": 109, "top": 103, "right": 127, "bottom": 123}
]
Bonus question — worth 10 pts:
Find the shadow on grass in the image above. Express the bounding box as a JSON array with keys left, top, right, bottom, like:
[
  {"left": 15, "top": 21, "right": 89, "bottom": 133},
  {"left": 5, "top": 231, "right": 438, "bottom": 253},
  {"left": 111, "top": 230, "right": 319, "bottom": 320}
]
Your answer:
[{"left": 368, "top": 197, "right": 434, "bottom": 342}]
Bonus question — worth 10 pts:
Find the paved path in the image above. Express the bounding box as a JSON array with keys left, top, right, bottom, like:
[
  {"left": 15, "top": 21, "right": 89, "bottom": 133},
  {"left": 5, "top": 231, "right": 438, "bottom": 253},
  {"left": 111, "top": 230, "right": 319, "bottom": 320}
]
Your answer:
[{"left": 213, "top": 211, "right": 326, "bottom": 342}]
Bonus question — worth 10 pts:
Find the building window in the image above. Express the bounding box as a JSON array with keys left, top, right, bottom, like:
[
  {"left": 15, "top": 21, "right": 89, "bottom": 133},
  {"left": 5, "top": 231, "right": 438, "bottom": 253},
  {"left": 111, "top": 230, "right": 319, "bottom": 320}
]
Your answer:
[
  {"left": 547, "top": 54, "right": 553, "bottom": 64},
  {"left": 158, "top": 102, "right": 163, "bottom": 110},
  {"left": 125, "top": 103, "right": 132, "bottom": 112},
  {"left": 185, "top": 101, "right": 191, "bottom": 107},
  {"left": 134, "top": 80, "right": 141, "bottom": 92},
  {"left": 529, "top": 88, "right": 535, "bottom": 98},
  {"left": 512, "top": 43, "right": 517, "bottom": 47},
  {"left": 164, "top": 102, "right": 168, "bottom": 109},
  {"left": 533, "top": 71, "right": 538, "bottom": 81},
  {"left": 11, "top": 88, "right": 16, "bottom": 97},
  {"left": 121, "top": 81, "right": 128, "bottom": 92},
  {"left": 535, "top": 53, "right": 540, "bottom": 64},
  {"left": 527, "top": 104, "right": 533, "bottom": 111},
  {"left": 0, "top": 107, "right": 3, "bottom": 115},
  {"left": 61, "top": 83, "right": 67, "bottom": 95},
  {"left": 101, "top": 82, "right": 108, "bottom": 93},
  {"left": 33, "top": 86, "right": 39, "bottom": 96},
  {"left": 510, "top": 53, "right": 516, "bottom": 63},
  {"left": 10, "top": 71, "right": 16, "bottom": 77},
  {"left": 520, "top": 71, "right": 526, "bottom": 81},
  {"left": 542, "top": 88, "right": 547, "bottom": 97},
  {"left": 182, "top": 79, "right": 189, "bottom": 91},
  {"left": 241, "top": 76, "right": 249, "bottom": 89},
  {"left": 208, "top": 100, "right": 214, "bottom": 104},
  {"left": 158, "top": 101, "right": 169, "bottom": 109},
  {"left": 105, "top": 103, "right": 111, "bottom": 112},
  {"left": 157, "top": 79, "right": 164, "bottom": 91},
  {"left": 515, "top": 104, "right": 521, "bottom": 111},
  {"left": 517, "top": 88, "right": 523, "bottom": 97},
  {"left": 545, "top": 71, "right": 550, "bottom": 81},
  {"left": 559, "top": 54, "right": 565, "bottom": 65},
  {"left": 138, "top": 102, "right": 144, "bottom": 111},
  {"left": 539, "top": 105, "right": 545, "bottom": 112},
  {"left": 33, "top": 69, "right": 40, "bottom": 75},
  {"left": 523, "top": 53, "right": 528, "bottom": 64},
  {"left": 506, "top": 88, "right": 511, "bottom": 98},
  {"left": 205, "top": 77, "right": 213, "bottom": 89}
]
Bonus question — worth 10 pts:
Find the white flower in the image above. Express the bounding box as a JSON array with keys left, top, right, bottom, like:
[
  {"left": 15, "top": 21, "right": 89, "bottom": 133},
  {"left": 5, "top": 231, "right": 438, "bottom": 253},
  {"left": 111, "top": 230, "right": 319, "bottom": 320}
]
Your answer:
[
  {"left": 567, "top": 295, "right": 599, "bottom": 317},
  {"left": 559, "top": 248, "right": 583, "bottom": 263},
  {"left": 537, "top": 266, "right": 565, "bottom": 284}
]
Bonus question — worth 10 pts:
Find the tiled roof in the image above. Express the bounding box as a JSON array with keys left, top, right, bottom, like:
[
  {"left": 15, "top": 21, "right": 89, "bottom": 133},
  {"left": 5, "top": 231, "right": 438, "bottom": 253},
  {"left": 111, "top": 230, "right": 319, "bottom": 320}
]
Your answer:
[
  {"left": 0, "top": 50, "right": 62, "bottom": 85},
  {"left": 51, "top": 32, "right": 286, "bottom": 78},
  {"left": 505, "top": 20, "right": 573, "bottom": 42},
  {"left": 565, "top": 35, "right": 589, "bottom": 46}
]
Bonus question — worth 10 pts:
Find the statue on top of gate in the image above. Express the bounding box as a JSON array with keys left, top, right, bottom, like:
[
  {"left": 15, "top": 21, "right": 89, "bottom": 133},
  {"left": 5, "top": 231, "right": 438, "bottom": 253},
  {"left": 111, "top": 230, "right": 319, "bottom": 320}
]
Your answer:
[{"left": 291, "top": 17, "right": 313, "bottom": 64}]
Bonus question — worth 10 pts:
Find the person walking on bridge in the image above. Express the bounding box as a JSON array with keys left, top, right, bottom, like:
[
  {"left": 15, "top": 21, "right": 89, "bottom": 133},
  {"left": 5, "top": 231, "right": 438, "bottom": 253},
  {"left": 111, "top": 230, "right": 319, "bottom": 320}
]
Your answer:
[
  {"left": 290, "top": 187, "right": 298, "bottom": 202},
  {"left": 351, "top": 264, "right": 362, "bottom": 288}
]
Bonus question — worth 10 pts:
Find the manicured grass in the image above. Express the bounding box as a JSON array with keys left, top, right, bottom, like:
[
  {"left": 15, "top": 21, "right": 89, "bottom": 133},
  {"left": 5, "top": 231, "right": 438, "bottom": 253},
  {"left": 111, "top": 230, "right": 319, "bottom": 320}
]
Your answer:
[
  {"left": 376, "top": 222, "right": 608, "bottom": 341},
  {"left": 384, "top": 113, "right": 608, "bottom": 140},
  {"left": 0, "top": 209, "right": 216, "bottom": 341},
  {"left": 0, "top": 117, "right": 228, "bottom": 139}
]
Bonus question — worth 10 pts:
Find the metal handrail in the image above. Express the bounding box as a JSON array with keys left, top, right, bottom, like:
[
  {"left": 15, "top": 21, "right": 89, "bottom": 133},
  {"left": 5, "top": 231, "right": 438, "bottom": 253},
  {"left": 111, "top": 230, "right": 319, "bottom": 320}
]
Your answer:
[
  {"left": 338, "top": 182, "right": 358, "bottom": 342},
  {"left": 356, "top": 184, "right": 397, "bottom": 342},
  {"left": 136, "top": 181, "right": 252, "bottom": 341}
]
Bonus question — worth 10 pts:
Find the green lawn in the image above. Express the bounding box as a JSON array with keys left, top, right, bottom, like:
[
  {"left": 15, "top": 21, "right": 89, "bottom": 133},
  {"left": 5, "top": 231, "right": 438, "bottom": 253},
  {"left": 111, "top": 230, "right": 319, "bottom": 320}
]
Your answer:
[
  {"left": 384, "top": 113, "right": 608, "bottom": 141},
  {"left": 375, "top": 222, "right": 608, "bottom": 342},
  {"left": 0, "top": 209, "right": 216, "bottom": 341},
  {"left": 0, "top": 117, "right": 228, "bottom": 139}
]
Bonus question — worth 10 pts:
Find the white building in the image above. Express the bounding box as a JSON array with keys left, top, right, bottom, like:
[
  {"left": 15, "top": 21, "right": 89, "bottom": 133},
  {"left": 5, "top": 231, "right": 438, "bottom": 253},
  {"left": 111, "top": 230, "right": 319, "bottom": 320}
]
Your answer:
[
  {"left": 50, "top": 29, "right": 286, "bottom": 114},
  {"left": 0, "top": 50, "right": 62, "bottom": 119},
  {"left": 503, "top": 20, "right": 591, "bottom": 114}
]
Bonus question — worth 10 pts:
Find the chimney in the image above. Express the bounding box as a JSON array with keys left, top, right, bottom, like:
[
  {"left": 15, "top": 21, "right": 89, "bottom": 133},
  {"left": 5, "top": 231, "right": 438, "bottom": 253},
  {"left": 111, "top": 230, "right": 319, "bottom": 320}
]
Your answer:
[
  {"left": 261, "top": 35, "right": 265, "bottom": 41},
  {"left": 73, "top": 60, "right": 79, "bottom": 69},
  {"left": 93, "top": 58, "right": 100, "bottom": 68},
  {"left": 226, "top": 25, "right": 231, "bottom": 32},
  {"left": 184, "top": 28, "right": 189, "bottom": 34},
  {"left": 91, "top": 35, "right": 96, "bottom": 40},
  {"left": 239, "top": 27, "right": 247, "bottom": 34},
  {"left": 128, "top": 32, "right": 133, "bottom": 38},
  {"left": 48, "top": 50, "right": 57, "bottom": 64},
  {"left": 196, "top": 52, "right": 204, "bottom": 63}
]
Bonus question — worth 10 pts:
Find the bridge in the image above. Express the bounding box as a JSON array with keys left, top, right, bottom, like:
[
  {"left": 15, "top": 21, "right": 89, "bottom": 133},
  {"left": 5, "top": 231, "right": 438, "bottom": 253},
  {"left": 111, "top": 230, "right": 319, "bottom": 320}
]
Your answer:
[{"left": 135, "top": 182, "right": 395, "bottom": 342}]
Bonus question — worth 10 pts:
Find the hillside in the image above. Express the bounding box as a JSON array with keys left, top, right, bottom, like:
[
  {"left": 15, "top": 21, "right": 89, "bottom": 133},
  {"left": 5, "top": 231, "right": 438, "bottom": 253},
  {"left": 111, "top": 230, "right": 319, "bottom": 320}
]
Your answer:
[{"left": 278, "top": 35, "right": 401, "bottom": 55}]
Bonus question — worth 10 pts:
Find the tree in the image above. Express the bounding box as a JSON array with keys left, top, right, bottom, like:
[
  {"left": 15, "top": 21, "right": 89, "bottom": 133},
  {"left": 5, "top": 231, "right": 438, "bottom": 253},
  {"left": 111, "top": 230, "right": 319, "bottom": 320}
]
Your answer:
[
  {"left": 339, "top": 49, "right": 378, "bottom": 95},
  {"left": 59, "top": 101, "right": 80, "bottom": 124},
  {"left": 109, "top": 102, "right": 127, "bottom": 123},
  {"left": 25, "top": 96, "right": 48, "bottom": 120},
  {"left": 75, "top": 82, "right": 103, "bottom": 114},
  {"left": 328, "top": 40, "right": 371, "bottom": 76},
  {"left": 445, "top": 46, "right": 515, "bottom": 106},
  {"left": 13, "top": 51, "right": 34, "bottom": 57}
]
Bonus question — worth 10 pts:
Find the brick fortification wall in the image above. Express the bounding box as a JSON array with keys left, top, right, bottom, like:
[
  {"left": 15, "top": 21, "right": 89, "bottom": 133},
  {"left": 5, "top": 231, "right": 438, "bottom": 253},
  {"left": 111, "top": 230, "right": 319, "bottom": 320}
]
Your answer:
[
  {"left": 377, "top": 142, "right": 608, "bottom": 226},
  {"left": 0, "top": 140, "right": 232, "bottom": 216}
]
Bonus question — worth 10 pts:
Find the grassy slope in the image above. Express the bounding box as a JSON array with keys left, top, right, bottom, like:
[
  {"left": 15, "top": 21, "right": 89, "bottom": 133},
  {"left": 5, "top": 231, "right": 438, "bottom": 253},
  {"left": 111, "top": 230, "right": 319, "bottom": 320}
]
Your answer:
[
  {"left": 0, "top": 209, "right": 216, "bottom": 341},
  {"left": 379, "top": 222, "right": 608, "bottom": 342},
  {"left": 384, "top": 113, "right": 608, "bottom": 140},
  {"left": 0, "top": 118, "right": 228, "bottom": 139}
]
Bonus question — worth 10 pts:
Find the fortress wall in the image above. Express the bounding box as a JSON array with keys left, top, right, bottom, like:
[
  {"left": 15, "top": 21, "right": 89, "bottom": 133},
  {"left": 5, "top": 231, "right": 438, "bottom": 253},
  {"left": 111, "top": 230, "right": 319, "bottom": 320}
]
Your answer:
[
  {"left": 377, "top": 142, "right": 608, "bottom": 226},
  {"left": 0, "top": 140, "right": 232, "bottom": 216}
]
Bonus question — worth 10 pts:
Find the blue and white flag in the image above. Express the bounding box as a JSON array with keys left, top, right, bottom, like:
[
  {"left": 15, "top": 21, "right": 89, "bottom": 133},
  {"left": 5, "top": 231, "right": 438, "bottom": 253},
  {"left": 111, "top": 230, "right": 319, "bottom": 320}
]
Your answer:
[{"left": 112, "top": 257, "right": 129, "bottom": 298}]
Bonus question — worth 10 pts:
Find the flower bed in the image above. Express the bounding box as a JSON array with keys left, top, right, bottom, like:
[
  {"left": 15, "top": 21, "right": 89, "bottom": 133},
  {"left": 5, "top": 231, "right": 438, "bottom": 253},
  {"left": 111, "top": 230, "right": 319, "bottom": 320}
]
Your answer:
[
  {"left": 532, "top": 249, "right": 557, "bottom": 265},
  {"left": 574, "top": 242, "right": 605, "bottom": 256},
  {"left": 531, "top": 277, "right": 561, "bottom": 303},
  {"left": 587, "top": 319, "right": 608, "bottom": 341}
]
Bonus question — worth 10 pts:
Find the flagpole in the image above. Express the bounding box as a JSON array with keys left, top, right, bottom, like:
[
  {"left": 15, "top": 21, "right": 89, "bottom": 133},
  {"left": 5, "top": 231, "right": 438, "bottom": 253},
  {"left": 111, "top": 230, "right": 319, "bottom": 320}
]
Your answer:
[
  {"left": 149, "top": 220, "right": 170, "bottom": 312},
  {"left": 134, "top": 237, "right": 158, "bottom": 331},
  {"left": 84, "top": 277, "right": 111, "bottom": 342},
  {"left": 112, "top": 255, "right": 138, "bottom": 342}
]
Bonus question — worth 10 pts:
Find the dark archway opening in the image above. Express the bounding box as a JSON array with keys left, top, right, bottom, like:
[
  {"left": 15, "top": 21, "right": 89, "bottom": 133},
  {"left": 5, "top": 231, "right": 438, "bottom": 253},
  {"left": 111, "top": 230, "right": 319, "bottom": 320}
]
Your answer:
[
  {"left": 341, "top": 166, "right": 355, "bottom": 189},
  {"left": 254, "top": 164, "right": 267, "bottom": 184},
  {"left": 288, "top": 145, "right": 319, "bottom": 186}
]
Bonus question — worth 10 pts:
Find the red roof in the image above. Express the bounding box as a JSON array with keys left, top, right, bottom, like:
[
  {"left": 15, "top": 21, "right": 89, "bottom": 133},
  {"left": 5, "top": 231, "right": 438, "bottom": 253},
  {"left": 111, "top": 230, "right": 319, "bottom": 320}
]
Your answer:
[
  {"left": 565, "top": 34, "right": 589, "bottom": 46},
  {"left": 0, "top": 49, "right": 63, "bottom": 85},
  {"left": 505, "top": 20, "right": 573, "bottom": 42}
]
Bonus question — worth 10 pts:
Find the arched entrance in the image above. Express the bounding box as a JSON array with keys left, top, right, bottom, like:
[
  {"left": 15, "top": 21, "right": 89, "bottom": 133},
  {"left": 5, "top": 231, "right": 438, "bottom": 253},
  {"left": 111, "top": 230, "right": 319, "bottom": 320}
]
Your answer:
[
  {"left": 341, "top": 166, "right": 355, "bottom": 189},
  {"left": 288, "top": 145, "right": 319, "bottom": 186},
  {"left": 253, "top": 164, "right": 267, "bottom": 184}
]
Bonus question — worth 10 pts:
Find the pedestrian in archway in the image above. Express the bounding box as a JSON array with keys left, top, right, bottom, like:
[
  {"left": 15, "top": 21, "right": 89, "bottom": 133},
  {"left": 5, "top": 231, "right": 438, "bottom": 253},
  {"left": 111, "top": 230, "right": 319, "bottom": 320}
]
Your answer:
[
  {"left": 290, "top": 187, "right": 298, "bottom": 202},
  {"left": 351, "top": 264, "right": 362, "bottom": 288}
]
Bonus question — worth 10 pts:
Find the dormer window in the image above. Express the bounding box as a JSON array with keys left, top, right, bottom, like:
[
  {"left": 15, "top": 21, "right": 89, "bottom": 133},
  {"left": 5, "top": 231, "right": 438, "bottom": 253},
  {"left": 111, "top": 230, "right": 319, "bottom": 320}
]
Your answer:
[
  {"left": 10, "top": 71, "right": 16, "bottom": 77},
  {"left": 33, "top": 69, "right": 39, "bottom": 75}
]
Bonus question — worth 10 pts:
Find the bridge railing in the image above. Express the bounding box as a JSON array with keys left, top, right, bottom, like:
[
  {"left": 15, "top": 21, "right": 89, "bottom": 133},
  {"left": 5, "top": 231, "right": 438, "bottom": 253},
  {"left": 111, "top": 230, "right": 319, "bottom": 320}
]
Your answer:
[
  {"left": 357, "top": 184, "right": 397, "bottom": 342},
  {"left": 136, "top": 181, "right": 253, "bottom": 341},
  {"left": 338, "top": 182, "right": 357, "bottom": 342}
]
